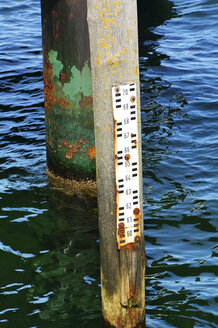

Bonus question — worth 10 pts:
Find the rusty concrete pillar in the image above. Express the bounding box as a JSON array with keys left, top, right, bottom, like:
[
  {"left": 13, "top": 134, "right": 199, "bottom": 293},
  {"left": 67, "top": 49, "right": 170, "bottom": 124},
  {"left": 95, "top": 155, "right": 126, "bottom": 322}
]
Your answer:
[{"left": 41, "top": 0, "right": 95, "bottom": 181}]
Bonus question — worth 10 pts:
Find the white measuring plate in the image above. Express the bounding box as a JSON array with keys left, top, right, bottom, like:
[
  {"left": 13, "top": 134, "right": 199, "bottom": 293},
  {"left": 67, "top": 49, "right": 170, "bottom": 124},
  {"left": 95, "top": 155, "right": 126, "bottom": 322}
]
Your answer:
[{"left": 112, "top": 82, "right": 141, "bottom": 249}]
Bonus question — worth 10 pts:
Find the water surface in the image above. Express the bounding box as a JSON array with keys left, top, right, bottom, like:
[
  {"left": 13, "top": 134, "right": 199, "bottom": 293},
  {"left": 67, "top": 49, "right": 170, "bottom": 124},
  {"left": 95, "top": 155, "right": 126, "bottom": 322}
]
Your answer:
[{"left": 0, "top": 0, "right": 217, "bottom": 327}]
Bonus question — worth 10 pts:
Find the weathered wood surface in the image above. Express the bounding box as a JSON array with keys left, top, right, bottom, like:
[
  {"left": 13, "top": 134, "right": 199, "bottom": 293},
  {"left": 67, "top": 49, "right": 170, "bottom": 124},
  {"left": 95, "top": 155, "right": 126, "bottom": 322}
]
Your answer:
[{"left": 87, "top": 1, "right": 146, "bottom": 327}]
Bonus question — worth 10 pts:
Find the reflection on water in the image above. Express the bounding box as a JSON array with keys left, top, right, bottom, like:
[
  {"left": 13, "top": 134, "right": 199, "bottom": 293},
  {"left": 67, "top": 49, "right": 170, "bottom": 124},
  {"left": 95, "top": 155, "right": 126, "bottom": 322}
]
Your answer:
[{"left": 0, "top": 0, "right": 218, "bottom": 327}]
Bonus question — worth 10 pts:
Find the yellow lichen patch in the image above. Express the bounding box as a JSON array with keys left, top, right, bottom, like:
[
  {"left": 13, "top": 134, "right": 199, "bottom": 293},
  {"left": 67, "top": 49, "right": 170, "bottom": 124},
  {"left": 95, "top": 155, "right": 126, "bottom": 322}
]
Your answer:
[
  {"left": 128, "top": 29, "right": 133, "bottom": 38},
  {"left": 96, "top": 54, "right": 101, "bottom": 65},
  {"left": 99, "top": 41, "right": 105, "bottom": 48},
  {"left": 112, "top": 36, "right": 117, "bottom": 46},
  {"left": 107, "top": 125, "right": 111, "bottom": 131}
]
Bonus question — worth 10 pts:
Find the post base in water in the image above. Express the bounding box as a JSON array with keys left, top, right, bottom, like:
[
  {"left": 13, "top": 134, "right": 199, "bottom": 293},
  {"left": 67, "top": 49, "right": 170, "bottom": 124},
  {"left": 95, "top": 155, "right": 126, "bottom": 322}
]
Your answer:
[{"left": 102, "top": 309, "right": 145, "bottom": 328}]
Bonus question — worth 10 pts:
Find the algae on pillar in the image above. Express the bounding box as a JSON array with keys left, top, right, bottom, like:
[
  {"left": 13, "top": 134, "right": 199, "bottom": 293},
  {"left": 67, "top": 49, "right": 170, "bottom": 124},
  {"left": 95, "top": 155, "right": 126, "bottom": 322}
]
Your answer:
[{"left": 41, "top": 0, "right": 95, "bottom": 180}]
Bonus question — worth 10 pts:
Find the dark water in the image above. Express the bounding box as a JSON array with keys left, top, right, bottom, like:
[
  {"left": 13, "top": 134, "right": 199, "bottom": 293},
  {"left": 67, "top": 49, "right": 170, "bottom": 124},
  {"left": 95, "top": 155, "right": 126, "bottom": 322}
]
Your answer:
[{"left": 0, "top": 0, "right": 217, "bottom": 327}]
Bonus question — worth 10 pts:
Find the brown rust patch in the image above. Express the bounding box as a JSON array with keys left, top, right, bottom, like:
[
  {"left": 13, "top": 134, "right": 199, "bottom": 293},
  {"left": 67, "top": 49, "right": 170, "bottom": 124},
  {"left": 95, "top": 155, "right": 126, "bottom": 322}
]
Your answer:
[
  {"left": 59, "top": 71, "right": 66, "bottom": 82},
  {"left": 59, "top": 139, "right": 96, "bottom": 161},
  {"left": 79, "top": 95, "right": 93, "bottom": 108},
  {"left": 129, "top": 307, "right": 133, "bottom": 325},
  {"left": 134, "top": 236, "right": 140, "bottom": 243},
  {"left": 133, "top": 207, "right": 140, "bottom": 216},
  {"left": 43, "top": 49, "right": 70, "bottom": 111},
  {"left": 118, "top": 222, "right": 125, "bottom": 238},
  {"left": 62, "top": 138, "right": 88, "bottom": 160},
  {"left": 87, "top": 146, "right": 96, "bottom": 159},
  {"left": 124, "top": 153, "right": 131, "bottom": 161},
  {"left": 69, "top": 12, "right": 74, "bottom": 20},
  {"left": 117, "top": 315, "right": 122, "bottom": 328},
  {"left": 130, "top": 95, "right": 136, "bottom": 103}
]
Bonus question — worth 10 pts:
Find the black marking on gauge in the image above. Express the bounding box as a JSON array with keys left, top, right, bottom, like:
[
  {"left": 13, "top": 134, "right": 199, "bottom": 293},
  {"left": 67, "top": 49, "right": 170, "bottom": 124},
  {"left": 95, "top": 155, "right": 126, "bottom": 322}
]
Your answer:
[
  {"left": 117, "top": 150, "right": 123, "bottom": 154},
  {"left": 118, "top": 184, "right": 124, "bottom": 189},
  {"left": 117, "top": 128, "right": 122, "bottom": 132},
  {"left": 133, "top": 195, "right": 138, "bottom": 199},
  {"left": 131, "top": 139, "right": 136, "bottom": 143},
  {"left": 132, "top": 146, "right": 137, "bottom": 149},
  {"left": 132, "top": 162, "right": 137, "bottom": 166},
  {"left": 117, "top": 134, "right": 122, "bottom": 137},
  {"left": 130, "top": 83, "right": 135, "bottom": 86},
  {"left": 116, "top": 99, "right": 121, "bottom": 103},
  {"left": 133, "top": 190, "right": 138, "bottom": 194},
  {"left": 118, "top": 156, "right": 123, "bottom": 160},
  {"left": 130, "top": 88, "right": 135, "bottom": 92},
  {"left": 120, "top": 240, "right": 125, "bottom": 244},
  {"left": 119, "top": 218, "right": 125, "bottom": 222},
  {"left": 134, "top": 229, "right": 139, "bottom": 233},
  {"left": 118, "top": 162, "right": 123, "bottom": 166},
  {"left": 116, "top": 93, "right": 121, "bottom": 97},
  {"left": 116, "top": 105, "right": 121, "bottom": 108},
  {"left": 119, "top": 207, "right": 124, "bottom": 210},
  {"left": 131, "top": 133, "right": 136, "bottom": 138},
  {"left": 133, "top": 201, "right": 138, "bottom": 205},
  {"left": 132, "top": 173, "right": 138, "bottom": 177},
  {"left": 130, "top": 105, "right": 135, "bottom": 109},
  {"left": 131, "top": 117, "right": 136, "bottom": 120},
  {"left": 132, "top": 168, "right": 137, "bottom": 172},
  {"left": 118, "top": 178, "right": 124, "bottom": 182},
  {"left": 131, "top": 111, "right": 136, "bottom": 115},
  {"left": 134, "top": 218, "right": 138, "bottom": 222},
  {"left": 119, "top": 190, "right": 124, "bottom": 194},
  {"left": 119, "top": 212, "right": 124, "bottom": 216},
  {"left": 117, "top": 122, "right": 122, "bottom": 126}
]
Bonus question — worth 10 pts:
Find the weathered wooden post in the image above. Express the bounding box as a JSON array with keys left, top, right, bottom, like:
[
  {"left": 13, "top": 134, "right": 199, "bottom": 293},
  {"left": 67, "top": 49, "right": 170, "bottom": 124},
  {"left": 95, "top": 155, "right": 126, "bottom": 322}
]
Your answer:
[
  {"left": 87, "top": 1, "right": 146, "bottom": 327},
  {"left": 41, "top": 0, "right": 96, "bottom": 182}
]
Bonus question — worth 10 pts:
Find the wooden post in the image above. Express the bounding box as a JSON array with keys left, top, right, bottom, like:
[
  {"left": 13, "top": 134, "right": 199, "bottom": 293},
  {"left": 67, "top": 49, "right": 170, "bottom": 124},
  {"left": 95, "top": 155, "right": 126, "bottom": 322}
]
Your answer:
[
  {"left": 87, "top": 1, "right": 146, "bottom": 327},
  {"left": 41, "top": 0, "right": 96, "bottom": 182}
]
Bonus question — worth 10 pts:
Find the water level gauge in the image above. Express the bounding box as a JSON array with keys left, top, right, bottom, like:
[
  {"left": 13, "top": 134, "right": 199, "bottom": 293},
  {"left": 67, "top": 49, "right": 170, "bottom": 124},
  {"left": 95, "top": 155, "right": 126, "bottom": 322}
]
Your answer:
[{"left": 112, "top": 82, "right": 141, "bottom": 249}]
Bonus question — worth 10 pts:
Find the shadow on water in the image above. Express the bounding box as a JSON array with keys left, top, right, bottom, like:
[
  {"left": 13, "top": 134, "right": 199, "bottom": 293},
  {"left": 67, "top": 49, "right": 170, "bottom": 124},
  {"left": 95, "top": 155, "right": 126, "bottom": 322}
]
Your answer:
[
  {"left": 26, "top": 190, "right": 101, "bottom": 328},
  {"left": 0, "top": 187, "right": 102, "bottom": 328},
  {"left": 138, "top": 0, "right": 176, "bottom": 58}
]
